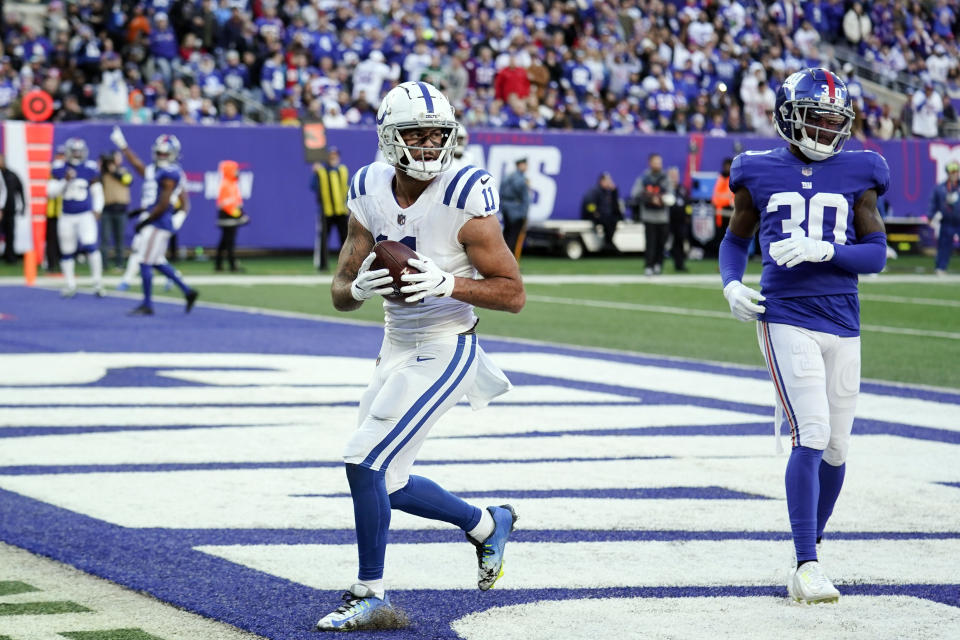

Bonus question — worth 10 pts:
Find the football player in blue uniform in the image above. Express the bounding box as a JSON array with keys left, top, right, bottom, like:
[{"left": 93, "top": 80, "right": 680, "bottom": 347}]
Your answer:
[
  {"left": 110, "top": 127, "right": 198, "bottom": 315},
  {"left": 319, "top": 82, "right": 525, "bottom": 631},
  {"left": 718, "top": 68, "right": 889, "bottom": 604},
  {"left": 46, "top": 138, "right": 105, "bottom": 297}
]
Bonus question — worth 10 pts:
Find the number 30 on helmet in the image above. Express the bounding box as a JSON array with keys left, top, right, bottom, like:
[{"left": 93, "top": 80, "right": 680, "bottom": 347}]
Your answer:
[
  {"left": 376, "top": 81, "right": 458, "bottom": 181},
  {"left": 774, "top": 67, "right": 854, "bottom": 162}
]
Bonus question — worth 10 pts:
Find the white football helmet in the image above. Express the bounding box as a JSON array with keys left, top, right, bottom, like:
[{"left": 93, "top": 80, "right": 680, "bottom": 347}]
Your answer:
[
  {"left": 454, "top": 124, "right": 468, "bottom": 159},
  {"left": 376, "top": 81, "right": 458, "bottom": 181}
]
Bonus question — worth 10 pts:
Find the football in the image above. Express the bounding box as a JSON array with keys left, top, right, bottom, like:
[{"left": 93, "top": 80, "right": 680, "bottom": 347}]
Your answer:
[{"left": 372, "top": 240, "right": 420, "bottom": 302}]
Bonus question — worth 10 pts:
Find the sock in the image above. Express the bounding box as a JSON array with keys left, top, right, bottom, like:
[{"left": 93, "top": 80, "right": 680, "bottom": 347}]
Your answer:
[
  {"left": 345, "top": 463, "right": 391, "bottom": 582},
  {"left": 140, "top": 263, "right": 153, "bottom": 308},
  {"left": 388, "top": 475, "right": 482, "bottom": 532},
  {"left": 88, "top": 250, "right": 103, "bottom": 287},
  {"left": 357, "top": 578, "right": 385, "bottom": 600},
  {"left": 817, "top": 460, "right": 846, "bottom": 540},
  {"left": 121, "top": 253, "right": 140, "bottom": 285},
  {"left": 61, "top": 258, "right": 76, "bottom": 290},
  {"left": 785, "top": 445, "right": 823, "bottom": 563},
  {"left": 155, "top": 263, "right": 189, "bottom": 293},
  {"left": 467, "top": 508, "right": 495, "bottom": 543}
]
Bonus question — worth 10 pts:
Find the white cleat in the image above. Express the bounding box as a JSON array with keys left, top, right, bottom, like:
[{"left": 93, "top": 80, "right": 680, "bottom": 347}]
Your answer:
[
  {"left": 60, "top": 287, "right": 77, "bottom": 299},
  {"left": 788, "top": 561, "right": 840, "bottom": 604},
  {"left": 316, "top": 584, "right": 395, "bottom": 632}
]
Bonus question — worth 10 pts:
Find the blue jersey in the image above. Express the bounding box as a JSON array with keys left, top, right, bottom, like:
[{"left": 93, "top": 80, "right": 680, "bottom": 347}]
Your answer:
[
  {"left": 51, "top": 160, "right": 100, "bottom": 215},
  {"left": 730, "top": 147, "right": 890, "bottom": 335},
  {"left": 140, "top": 163, "right": 185, "bottom": 231}
]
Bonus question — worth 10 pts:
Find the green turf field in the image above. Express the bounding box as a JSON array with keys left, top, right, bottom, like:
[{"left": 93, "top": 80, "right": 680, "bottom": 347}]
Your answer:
[{"left": 4, "top": 253, "right": 958, "bottom": 389}]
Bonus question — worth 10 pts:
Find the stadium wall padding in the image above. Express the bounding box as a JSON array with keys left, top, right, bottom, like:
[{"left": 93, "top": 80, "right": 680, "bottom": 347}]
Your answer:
[{"left": 49, "top": 123, "right": 960, "bottom": 250}]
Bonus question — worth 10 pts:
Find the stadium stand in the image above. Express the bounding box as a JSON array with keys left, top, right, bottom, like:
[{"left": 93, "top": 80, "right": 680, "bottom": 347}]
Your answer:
[{"left": 0, "top": 0, "right": 957, "bottom": 139}]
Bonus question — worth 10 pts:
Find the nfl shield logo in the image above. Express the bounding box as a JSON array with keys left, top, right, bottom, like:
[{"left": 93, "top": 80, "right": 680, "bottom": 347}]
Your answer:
[
  {"left": 397, "top": 214, "right": 406, "bottom": 225},
  {"left": 691, "top": 201, "right": 716, "bottom": 245},
  {"left": 802, "top": 167, "right": 813, "bottom": 176}
]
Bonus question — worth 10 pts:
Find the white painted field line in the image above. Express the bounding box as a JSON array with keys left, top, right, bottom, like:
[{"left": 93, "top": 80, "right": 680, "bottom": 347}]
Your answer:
[
  {"left": 860, "top": 293, "right": 960, "bottom": 307},
  {"left": 526, "top": 294, "right": 960, "bottom": 340}
]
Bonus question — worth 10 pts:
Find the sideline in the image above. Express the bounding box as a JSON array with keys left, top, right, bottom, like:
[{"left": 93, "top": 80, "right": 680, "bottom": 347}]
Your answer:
[{"left": 2, "top": 273, "right": 960, "bottom": 287}]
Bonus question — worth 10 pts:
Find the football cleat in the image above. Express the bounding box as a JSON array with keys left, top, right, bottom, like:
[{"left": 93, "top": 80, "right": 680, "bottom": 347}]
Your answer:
[
  {"left": 60, "top": 287, "right": 77, "bottom": 299},
  {"left": 788, "top": 561, "right": 840, "bottom": 604},
  {"left": 185, "top": 289, "right": 198, "bottom": 313},
  {"left": 116, "top": 281, "right": 130, "bottom": 292},
  {"left": 93, "top": 286, "right": 105, "bottom": 298},
  {"left": 127, "top": 304, "right": 154, "bottom": 316},
  {"left": 316, "top": 584, "right": 394, "bottom": 632},
  {"left": 467, "top": 504, "right": 518, "bottom": 591}
]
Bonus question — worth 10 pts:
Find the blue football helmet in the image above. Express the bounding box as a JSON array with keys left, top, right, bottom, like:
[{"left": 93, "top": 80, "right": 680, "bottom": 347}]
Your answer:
[
  {"left": 152, "top": 134, "right": 181, "bottom": 167},
  {"left": 64, "top": 137, "right": 88, "bottom": 165},
  {"left": 774, "top": 68, "right": 854, "bottom": 161}
]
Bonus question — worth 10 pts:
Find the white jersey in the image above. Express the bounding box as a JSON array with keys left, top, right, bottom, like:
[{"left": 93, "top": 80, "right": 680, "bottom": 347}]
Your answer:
[{"left": 347, "top": 161, "right": 500, "bottom": 342}]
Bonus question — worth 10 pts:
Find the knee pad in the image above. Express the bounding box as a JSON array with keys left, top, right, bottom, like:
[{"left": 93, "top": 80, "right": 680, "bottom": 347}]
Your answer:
[
  {"left": 823, "top": 432, "right": 851, "bottom": 466},
  {"left": 796, "top": 418, "right": 830, "bottom": 451},
  {"left": 79, "top": 243, "right": 99, "bottom": 254}
]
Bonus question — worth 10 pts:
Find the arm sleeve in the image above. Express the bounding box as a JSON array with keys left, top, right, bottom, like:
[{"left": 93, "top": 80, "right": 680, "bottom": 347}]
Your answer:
[
  {"left": 90, "top": 182, "right": 104, "bottom": 214},
  {"left": 719, "top": 230, "right": 751, "bottom": 287},
  {"left": 830, "top": 231, "right": 887, "bottom": 274}
]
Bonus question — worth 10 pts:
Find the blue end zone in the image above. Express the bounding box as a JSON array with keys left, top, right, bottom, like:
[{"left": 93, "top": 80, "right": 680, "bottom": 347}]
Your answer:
[{"left": 1, "top": 286, "right": 958, "bottom": 639}]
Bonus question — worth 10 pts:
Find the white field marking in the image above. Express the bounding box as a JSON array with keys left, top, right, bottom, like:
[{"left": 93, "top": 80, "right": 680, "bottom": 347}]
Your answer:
[
  {"left": 1, "top": 436, "right": 955, "bottom": 530},
  {"left": 195, "top": 538, "right": 960, "bottom": 590},
  {"left": 6, "top": 272, "right": 960, "bottom": 286},
  {"left": 0, "top": 430, "right": 777, "bottom": 467},
  {"left": 860, "top": 293, "right": 960, "bottom": 307},
  {"left": 0, "top": 353, "right": 373, "bottom": 386},
  {"left": 0, "top": 542, "right": 265, "bottom": 640},
  {"left": 492, "top": 352, "right": 960, "bottom": 431},
  {"left": 0, "top": 406, "right": 354, "bottom": 427},
  {"left": 0, "top": 385, "right": 625, "bottom": 406},
  {"left": 525, "top": 294, "right": 960, "bottom": 340},
  {"left": 452, "top": 596, "right": 960, "bottom": 640},
  {"left": 0, "top": 403, "right": 766, "bottom": 431}
]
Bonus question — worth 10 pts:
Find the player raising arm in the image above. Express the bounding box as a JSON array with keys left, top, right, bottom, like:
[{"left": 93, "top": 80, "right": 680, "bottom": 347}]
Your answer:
[
  {"left": 322, "top": 81, "right": 524, "bottom": 632},
  {"left": 718, "top": 68, "right": 887, "bottom": 605},
  {"left": 110, "top": 127, "right": 198, "bottom": 315}
]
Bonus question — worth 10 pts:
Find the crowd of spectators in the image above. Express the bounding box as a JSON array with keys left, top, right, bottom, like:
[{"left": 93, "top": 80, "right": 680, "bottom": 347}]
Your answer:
[{"left": 0, "top": 0, "right": 958, "bottom": 140}]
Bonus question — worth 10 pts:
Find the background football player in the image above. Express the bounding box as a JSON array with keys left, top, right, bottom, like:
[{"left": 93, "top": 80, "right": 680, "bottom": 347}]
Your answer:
[
  {"left": 718, "top": 68, "right": 889, "bottom": 604},
  {"left": 110, "top": 127, "right": 198, "bottom": 316},
  {"left": 322, "top": 81, "right": 525, "bottom": 631},
  {"left": 46, "top": 137, "right": 105, "bottom": 297}
]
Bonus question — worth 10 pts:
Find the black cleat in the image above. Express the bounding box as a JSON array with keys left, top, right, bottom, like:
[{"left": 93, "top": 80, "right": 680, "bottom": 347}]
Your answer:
[
  {"left": 128, "top": 304, "right": 154, "bottom": 316},
  {"left": 185, "top": 289, "right": 199, "bottom": 313}
]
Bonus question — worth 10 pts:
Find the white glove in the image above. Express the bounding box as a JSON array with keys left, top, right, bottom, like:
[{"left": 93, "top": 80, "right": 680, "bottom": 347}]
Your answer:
[
  {"left": 110, "top": 126, "right": 128, "bottom": 150},
  {"left": 723, "top": 281, "right": 766, "bottom": 322},
  {"left": 350, "top": 252, "right": 394, "bottom": 301},
  {"left": 930, "top": 211, "right": 942, "bottom": 239},
  {"left": 769, "top": 236, "right": 835, "bottom": 268},
  {"left": 400, "top": 254, "right": 455, "bottom": 303}
]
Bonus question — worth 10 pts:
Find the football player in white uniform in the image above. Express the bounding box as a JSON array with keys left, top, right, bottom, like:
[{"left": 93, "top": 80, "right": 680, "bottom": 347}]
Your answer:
[
  {"left": 46, "top": 138, "right": 105, "bottom": 297},
  {"left": 320, "top": 81, "right": 525, "bottom": 632}
]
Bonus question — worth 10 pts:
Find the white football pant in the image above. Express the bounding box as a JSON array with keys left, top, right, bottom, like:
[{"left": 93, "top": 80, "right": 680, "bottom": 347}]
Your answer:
[
  {"left": 344, "top": 333, "right": 479, "bottom": 493},
  {"left": 757, "top": 321, "right": 860, "bottom": 465}
]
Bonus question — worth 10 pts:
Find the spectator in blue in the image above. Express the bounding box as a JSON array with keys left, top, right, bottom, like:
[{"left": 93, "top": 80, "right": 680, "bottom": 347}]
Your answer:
[
  {"left": 260, "top": 48, "right": 287, "bottom": 109},
  {"left": 930, "top": 160, "right": 960, "bottom": 276},
  {"left": 222, "top": 50, "right": 250, "bottom": 91},
  {"left": 149, "top": 12, "right": 178, "bottom": 84}
]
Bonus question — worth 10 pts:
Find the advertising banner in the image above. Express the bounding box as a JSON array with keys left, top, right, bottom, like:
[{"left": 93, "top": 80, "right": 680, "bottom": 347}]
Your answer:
[{"left": 49, "top": 123, "right": 959, "bottom": 249}]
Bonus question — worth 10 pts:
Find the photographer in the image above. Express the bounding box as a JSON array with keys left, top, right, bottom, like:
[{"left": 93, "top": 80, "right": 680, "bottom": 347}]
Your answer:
[{"left": 99, "top": 151, "right": 132, "bottom": 270}]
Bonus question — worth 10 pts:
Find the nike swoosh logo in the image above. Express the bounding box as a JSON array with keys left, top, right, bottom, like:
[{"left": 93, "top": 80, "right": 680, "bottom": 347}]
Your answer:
[
  {"left": 480, "top": 176, "right": 490, "bottom": 184},
  {"left": 416, "top": 356, "right": 435, "bottom": 362}
]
